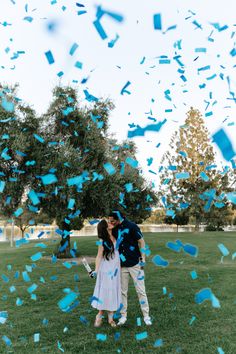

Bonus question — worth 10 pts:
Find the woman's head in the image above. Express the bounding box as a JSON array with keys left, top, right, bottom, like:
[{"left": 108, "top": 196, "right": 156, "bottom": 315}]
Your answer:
[
  {"left": 97, "top": 219, "right": 109, "bottom": 240},
  {"left": 97, "top": 219, "right": 115, "bottom": 260}
]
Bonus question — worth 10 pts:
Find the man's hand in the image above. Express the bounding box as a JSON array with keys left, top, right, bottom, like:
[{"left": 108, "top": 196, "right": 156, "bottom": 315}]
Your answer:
[
  {"left": 89, "top": 271, "right": 97, "bottom": 279},
  {"left": 139, "top": 257, "right": 146, "bottom": 269}
]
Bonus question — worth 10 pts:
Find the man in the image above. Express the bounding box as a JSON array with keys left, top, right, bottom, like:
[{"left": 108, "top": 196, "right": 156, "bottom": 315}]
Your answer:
[{"left": 108, "top": 210, "right": 152, "bottom": 326}]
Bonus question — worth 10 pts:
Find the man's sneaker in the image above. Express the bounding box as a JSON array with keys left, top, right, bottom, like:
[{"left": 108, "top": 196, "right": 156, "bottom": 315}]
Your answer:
[
  {"left": 117, "top": 316, "right": 127, "bottom": 326},
  {"left": 144, "top": 316, "right": 152, "bottom": 326}
]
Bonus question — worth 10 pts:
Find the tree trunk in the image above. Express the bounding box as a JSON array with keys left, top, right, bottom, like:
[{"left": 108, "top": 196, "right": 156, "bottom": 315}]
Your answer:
[
  {"left": 57, "top": 221, "right": 71, "bottom": 258},
  {"left": 194, "top": 219, "right": 200, "bottom": 232},
  {"left": 10, "top": 218, "right": 15, "bottom": 247},
  {"left": 3, "top": 221, "right": 7, "bottom": 241},
  {"left": 177, "top": 224, "right": 179, "bottom": 232},
  {"left": 20, "top": 227, "right": 25, "bottom": 238}
]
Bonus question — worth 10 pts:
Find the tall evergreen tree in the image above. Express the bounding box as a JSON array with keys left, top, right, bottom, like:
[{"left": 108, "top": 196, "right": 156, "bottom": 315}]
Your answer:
[{"left": 159, "top": 108, "right": 232, "bottom": 230}]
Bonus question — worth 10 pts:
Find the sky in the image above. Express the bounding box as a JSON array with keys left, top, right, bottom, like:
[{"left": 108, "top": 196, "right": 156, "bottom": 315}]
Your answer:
[{"left": 0, "top": 0, "right": 236, "bottom": 185}]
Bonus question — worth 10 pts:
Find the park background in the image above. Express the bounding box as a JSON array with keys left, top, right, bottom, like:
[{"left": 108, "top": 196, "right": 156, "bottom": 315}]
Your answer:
[{"left": 0, "top": 0, "right": 236, "bottom": 353}]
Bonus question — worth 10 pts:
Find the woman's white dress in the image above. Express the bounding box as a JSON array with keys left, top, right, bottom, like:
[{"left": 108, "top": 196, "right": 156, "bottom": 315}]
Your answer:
[{"left": 91, "top": 243, "right": 121, "bottom": 311}]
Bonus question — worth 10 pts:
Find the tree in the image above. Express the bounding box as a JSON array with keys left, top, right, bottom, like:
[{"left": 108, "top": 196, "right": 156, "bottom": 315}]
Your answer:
[
  {"left": 0, "top": 85, "right": 41, "bottom": 244},
  {"left": 31, "top": 86, "right": 157, "bottom": 256},
  {"left": 159, "top": 108, "right": 232, "bottom": 231},
  {"left": 164, "top": 211, "right": 189, "bottom": 232},
  {"left": 14, "top": 203, "right": 54, "bottom": 238},
  {"left": 144, "top": 208, "right": 166, "bottom": 224},
  {"left": 202, "top": 172, "right": 234, "bottom": 230},
  {"left": 0, "top": 84, "right": 157, "bottom": 254}
]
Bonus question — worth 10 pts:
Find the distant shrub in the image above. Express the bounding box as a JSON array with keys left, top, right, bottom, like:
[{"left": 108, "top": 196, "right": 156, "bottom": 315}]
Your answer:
[{"left": 205, "top": 224, "right": 224, "bottom": 232}]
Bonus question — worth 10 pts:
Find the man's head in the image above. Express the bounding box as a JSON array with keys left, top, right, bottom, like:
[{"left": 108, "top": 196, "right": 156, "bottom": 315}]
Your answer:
[{"left": 108, "top": 210, "right": 124, "bottom": 227}]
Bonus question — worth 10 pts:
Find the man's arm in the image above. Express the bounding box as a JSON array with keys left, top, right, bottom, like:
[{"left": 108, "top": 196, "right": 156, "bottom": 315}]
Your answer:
[{"left": 138, "top": 237, "right": 146, "bottom": 263}]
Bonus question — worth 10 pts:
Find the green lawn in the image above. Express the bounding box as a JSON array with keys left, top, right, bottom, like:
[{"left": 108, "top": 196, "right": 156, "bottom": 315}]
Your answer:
[{"left": 0, "top": 232, "right": 236, "bottom": 354}]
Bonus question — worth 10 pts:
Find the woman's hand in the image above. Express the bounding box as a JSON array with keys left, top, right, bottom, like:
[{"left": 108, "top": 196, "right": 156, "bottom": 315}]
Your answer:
[{"left": 89, "top": 271, "right": 97, "bottom": 279}]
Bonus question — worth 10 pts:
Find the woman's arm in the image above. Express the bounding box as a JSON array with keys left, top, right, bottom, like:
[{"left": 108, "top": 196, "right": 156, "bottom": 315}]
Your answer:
[{"left": 95, "top": 245, "right": 104, "bottom": 273}]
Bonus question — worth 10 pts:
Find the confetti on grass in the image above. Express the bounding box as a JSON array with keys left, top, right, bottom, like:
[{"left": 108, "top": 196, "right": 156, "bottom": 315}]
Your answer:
[
  {"left": 195, "top": 288, "right": 220, "bottom": 308},
  {"left": 166, "top": 241, "right": 181, "bottom": 252},
  {"left": 154, "top": 338, "right": 163, "bottom": 347},
  {"left": 183, "top": 243, "right": 198, "bottom": 257},
  {"left": 152, "top": 255, "right": 169, "bottom": 267},
  {"left": 96, "top": 333, "right": 107, "bottom": 341},
  {"left": 218, "top": 243, "right": 230, "bottom": 257},
  {"left": 135, "top": 331, "right": 148, "bottom": 340},
  {"left": 30, "top": 252, "right": 42, "bottom": 262},
  {"left": 0, "top": 311, "right": 8, "bottom": 324},
  {"left": 58, "top": 292, "right": 78, "bottom": 312},
  {"left": 2, "top": 335, "right": 12, "bottom": 346}
]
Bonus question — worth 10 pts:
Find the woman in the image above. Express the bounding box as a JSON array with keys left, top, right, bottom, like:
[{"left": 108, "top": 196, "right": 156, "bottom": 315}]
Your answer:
[{"left": 91, "top": 219, "right": 121, "bottom": 327}]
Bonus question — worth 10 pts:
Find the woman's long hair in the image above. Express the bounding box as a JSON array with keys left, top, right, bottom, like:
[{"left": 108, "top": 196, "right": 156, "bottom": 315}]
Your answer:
[{"left": 97, "top": 219, "right": 115, "bottom": 261}]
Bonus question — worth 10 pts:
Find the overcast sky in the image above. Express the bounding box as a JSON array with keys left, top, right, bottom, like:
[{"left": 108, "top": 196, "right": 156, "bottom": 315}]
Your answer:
[{"left": 1, "top": 0, "right": 236, "bottom": 185}]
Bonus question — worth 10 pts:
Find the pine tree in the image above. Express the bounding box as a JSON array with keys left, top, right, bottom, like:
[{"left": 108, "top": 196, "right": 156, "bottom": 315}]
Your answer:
[{"left": 159, "top": 108, "right": 231, "bottom": 231}]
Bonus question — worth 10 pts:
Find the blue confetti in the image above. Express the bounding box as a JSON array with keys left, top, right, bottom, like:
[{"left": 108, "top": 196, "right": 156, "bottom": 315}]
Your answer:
[
  {"left": 152, "top": 255, "right": 169, "bottom": 267},
  {"left": 30, "top": 252, "right": 42, "bottom": 262},
  {"left": 0, "top": 181, "right": 5, "bottom": 193},
  {"left": 121, "top": 81, "right": 131, "bottom": 95},
  {"left": 16, "top": 297, "right": 23, "bottom": 306},
  {"left": 33, "top": 134, "right": 45, "bottom": 143},
  {"left": 199, "top": 171, "right": 209, "bottom": 182},
  {"left": 108, "top": 34, "right": 119, "bottom": 48},
  {"left": 218, "top": 243, "right": 229, "bottom": 257},
  {"left": 153, "top": 14, "right": 162, "bottom": 30},
  {"left": 41, "top": 174, "right": 58, "bottom": 185},
  {"left": 14, "top": 208, "right": 23, "bottom": 217},
  {"left": 1, "top": 99, "right": 14, "bottom": 112},
  {"left": 175, "top": 172, "right": 190, "bottom": 179},
  {"left": 166, "top": 241, "right": 181, "bottom": 252},
  {"left": 93, "top": 19, "right": 108, "bottom": 40},
  {"left": 96, "top": 333, "right": 107, "bottom": 341},
  {"left": 189, "top": 316, "right": 196, "bottom": 325},
  {"left": 45, "top": 50, "right": 55, "bottom": 64},
  {"left": 212, "top": 129, "right": 235, "bottom": 161},
  {"left": 195, "top": 288, "right": 220, "bottom": 308},
  {"left": 190, "top": 270, "right": 198, "bottom": 280},
  {"left": 0, "top": 311, "right": 8, "bottom": 324},
  {"left": 28, "top": 190, "right": 40, "bottom": 205},
  {"left": 58, "top": 292, "right": 78, "bottom": 312},
  {"left": 128, "top": 119, "right": 166, "bottom": 138},
  {"left": 34, "top": 333, "right": 40, "bottom": 342},
  {"left": 2, "top": 335, "right": 12, "bottom": 346},
  {"left": 22, "top": 271, "right": 31, "bottom": 282},
  {"left": 154, "top": 338, "right": 163, "bottom": 347},
  {"left": 69, "top": 42, "right": 79, "bottom": 56},
  {"left": 27, "top": 283, "right": 38, "bottom": 294},
  {"left": 24, "top": 16, "right": 33, "bottom": 22},
  {"left": 135, "top": 331, "right": 148, "bottom": 340},
  {"left": 125, "top": 157, "right": 138, "bottom": 168},
  {"left": 103, "top": 162, "right": 116, "bottom": 175},
  {"left": 183, "top": 243, "right": 198, "bottom": 257},
  {"left": 74, "top": 61, "right": 83, "bottom": 69}
]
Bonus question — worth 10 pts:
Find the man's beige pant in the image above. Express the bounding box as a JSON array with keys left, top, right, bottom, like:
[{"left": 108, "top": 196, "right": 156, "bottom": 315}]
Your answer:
[{"left": 120, "top": 264, "right": 149, "bottom": 318}]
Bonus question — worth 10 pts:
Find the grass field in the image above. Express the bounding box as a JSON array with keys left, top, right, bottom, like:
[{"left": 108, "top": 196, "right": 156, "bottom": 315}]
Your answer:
[{"left": 0, "top": 232, "right": 236, "bottom": 354}]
